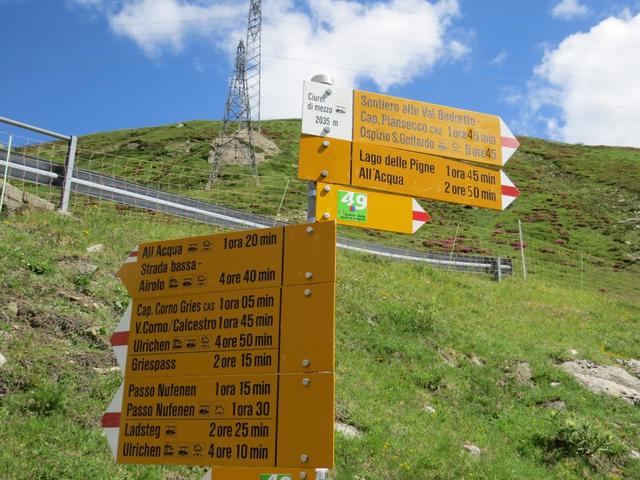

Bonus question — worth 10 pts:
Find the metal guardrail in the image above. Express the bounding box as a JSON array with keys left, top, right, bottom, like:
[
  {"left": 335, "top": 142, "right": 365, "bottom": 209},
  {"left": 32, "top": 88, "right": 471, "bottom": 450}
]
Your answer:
[{"left": 0, "top": 145, "right": 512, "bottom": 277}]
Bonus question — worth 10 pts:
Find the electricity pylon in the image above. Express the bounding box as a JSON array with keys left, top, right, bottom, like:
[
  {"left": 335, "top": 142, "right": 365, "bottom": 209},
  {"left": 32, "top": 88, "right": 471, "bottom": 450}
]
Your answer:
[
  {"left": 207, "top": 40, "right": 257, "bottom": 188},
  {"left": 246, "top": 0, "right": 262, "bottom": 133}
]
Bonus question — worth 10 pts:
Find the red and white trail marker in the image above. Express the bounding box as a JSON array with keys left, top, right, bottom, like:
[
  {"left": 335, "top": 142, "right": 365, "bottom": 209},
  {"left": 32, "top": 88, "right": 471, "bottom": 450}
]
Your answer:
[
  {"left": 500, "top": 119, "right": 520, "bottom": 166},
  {"left": 500, "top": 171, "right": 521, "bottom": 210}
]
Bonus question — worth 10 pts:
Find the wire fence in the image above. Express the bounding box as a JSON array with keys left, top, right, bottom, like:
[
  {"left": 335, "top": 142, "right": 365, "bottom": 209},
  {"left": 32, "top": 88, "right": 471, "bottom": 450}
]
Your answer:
[
  {"left": 0, "top": 131, "right": 66, "bottom": 210},
  {"left": 1, "top": 131, "right": 638, "bottom": 299}
]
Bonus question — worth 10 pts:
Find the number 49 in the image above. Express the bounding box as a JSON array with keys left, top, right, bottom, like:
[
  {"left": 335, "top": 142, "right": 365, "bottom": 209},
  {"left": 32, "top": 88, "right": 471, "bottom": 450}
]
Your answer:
[{"left": 340, "top": 191, "right": 367, "bottom": 210}]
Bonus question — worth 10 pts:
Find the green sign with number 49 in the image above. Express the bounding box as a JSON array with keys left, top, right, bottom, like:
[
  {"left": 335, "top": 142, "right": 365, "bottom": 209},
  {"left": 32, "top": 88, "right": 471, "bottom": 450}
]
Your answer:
[
  {"left": 337, "top": 190, "right": 368, "bottom": 223},
  {"left": 260, "top": 475, "right": 292, "bottom": 480}
]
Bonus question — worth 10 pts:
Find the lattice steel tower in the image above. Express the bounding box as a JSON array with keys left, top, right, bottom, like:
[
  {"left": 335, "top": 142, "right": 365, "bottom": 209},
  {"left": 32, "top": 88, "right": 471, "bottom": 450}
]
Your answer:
[
  {"left": 207, "top": 40, "right": 257, "bottom": 187},
  {"left": 245, "top": 0, "right": 262, "bottom": 133}
]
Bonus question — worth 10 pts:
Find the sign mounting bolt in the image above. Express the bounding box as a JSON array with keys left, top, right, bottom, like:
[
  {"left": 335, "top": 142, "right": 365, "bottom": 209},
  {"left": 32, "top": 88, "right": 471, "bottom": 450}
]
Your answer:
[
  {"left": 299, "top": 474, "right": 307, "bottom": 480},
  {"left": 304, "top": 289, "right": 312, "bottom": 297},
  {"left": 322, "top": 212, "right": 330, "bottom": 219},
  {"left": 323, "top": 126, "right": 331, "bottom": 134},
  {"left": 303, "top": 359, "right": 310, "bottom": 367},
  {"left": 323, "top": 185, "right": 331, "bottom": 192},
  {"left": 301, "top": 454, "right": 309, "bottom": 463},
  {"left": 302, "top": 378, "right": 311, "bottom": 386},
  {"left": 321, "top": 140, "right": 330, "bottom": 148},
  {"left": 305, "top": 271, "right": 313, "bottom": 279},
  {"left": 321, "top": 170, "right": 328, "bottom": 178},
  {"left": 306, "top": 226, "right": 314, "bottom": 234}
]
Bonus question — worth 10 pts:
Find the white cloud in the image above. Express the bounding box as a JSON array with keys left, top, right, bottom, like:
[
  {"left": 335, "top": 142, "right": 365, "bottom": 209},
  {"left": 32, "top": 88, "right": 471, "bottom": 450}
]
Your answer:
[
  {"left": 528, "top": 11, "right": 640, "bottom": 147},
  {"left": 490, "top": 49, "right": 508, "bottom": 66},
  {"left": 551, "top": 0, "right": 590, "bottom": 20},
  {"left": 108, "top": 1, "right": 246, "bottom": 58},
  {"left": 70, "top": 0, "right": 467, "bottom": 118}
]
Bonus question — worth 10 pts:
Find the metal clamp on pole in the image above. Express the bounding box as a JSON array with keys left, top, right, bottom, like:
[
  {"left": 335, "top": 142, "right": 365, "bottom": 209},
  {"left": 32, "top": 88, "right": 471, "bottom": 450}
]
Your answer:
[
  {"left": 59, "top": 135, "right": 78, "bottom": 213},
  {"left": 315, "top": 468, "right": 330, "bottom": 480}
]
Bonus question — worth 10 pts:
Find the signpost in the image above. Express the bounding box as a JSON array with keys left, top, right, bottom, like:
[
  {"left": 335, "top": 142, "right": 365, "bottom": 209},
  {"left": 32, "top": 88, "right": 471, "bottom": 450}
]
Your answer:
[
  {"left": 299, "top": 137, "right": 520, "bottom": 211},
  {"left": 300, "top": 78, "right": 521, "bottom": 235},
  {"left": 315, "top": 182, "right": 430, "bottom": 234},
  {"left": 301, "top": 81, "right": 520, "bottom": 167},
  {"left": 103, "top": 222, "right": 337, "bottom": 472}
]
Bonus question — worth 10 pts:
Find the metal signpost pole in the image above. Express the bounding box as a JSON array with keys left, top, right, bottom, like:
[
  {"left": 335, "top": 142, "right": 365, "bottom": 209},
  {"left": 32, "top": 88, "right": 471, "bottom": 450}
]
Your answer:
[
  {"left": 59, "top": 135, "right": 78, "bottom": 213},
  {"left": 307, "top": 181, "right": 317, "bottom": 223},
  {"left": 306, "top": 74, "right": 335, "bottom": 225},
  {"left": 0, "top": 135, "right": 13, "bottom": 213}
]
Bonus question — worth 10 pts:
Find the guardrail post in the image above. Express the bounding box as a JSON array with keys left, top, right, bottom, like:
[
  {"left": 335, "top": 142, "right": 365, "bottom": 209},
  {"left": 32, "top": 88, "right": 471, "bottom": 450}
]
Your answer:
[
  {"left": 495, "top": 257, "right": 502, "bottom": 282},
  {"left": 0, "top": 136, "right": 13, "bottom": 213},
  {"left": 59, "top": 135, "right": 77, "bottom": 213},
  {"left": 518, "top": 219, "right": 527, "bottom": 280}
]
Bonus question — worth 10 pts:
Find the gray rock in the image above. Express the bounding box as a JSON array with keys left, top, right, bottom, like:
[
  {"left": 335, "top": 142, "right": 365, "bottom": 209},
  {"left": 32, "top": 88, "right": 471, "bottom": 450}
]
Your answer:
[
  {"left": 515, "top": 362, "right": 534, "bottom": 386},
  {"left": 22, "top": 191, "right": 55, "bottom": 211},
  {"left": 423, "top": 405, "right": 436, "bottom": 414},
  {"left": 560, "top": 360, "right": 640, "bottom": 404},
  {"left": 0, "top": 180, "right": 23, "bottom": 203},
  {"left": 335, "top": 422, "right": 362, "bottom": 439},
  {"left": 6, "top": 302, "right": 18, "bottom": 316},
  {"left": 84, "top": 326, "right": 101, "bottom": 340},
  {"left": 86, "top": 244, "right": 105, "bottom": 254},
  {"left": 630, "top": 450, "right": 640, "bottom": 460},
  {"left": 463, "top": 444, "right": 482, "bottom": 456},
  {"left": 0, "top": 352, "right": 6, "bottom": 367},
  {"left": 3, "top": 196, "right": 22, "bottom": 213},
  {"left": 93, "top": 366, "right": 121, "bottom": 374},
  {"left": 542, "top": 400, "right": 566, "bottom": 410},
  {"left": 438, "top": 348, "right": 459, "bottom": 367},
  {"left": 176, "top": 122, "right": 185, "bottom": 128},
  {"left": 470, "top": 355, "right": 486, "bottom": 366},
  {"left": 550, "top": 382, "right": 562, "bottom": 388},
  {"left": 617, "top": 359, "right": 640, "bottom": 377},
  {"left": 569, "top": 349, "right": 579, "bottom": 356},
  {"left": 76, "top": 262, "right": 98, "bottom": 275}
]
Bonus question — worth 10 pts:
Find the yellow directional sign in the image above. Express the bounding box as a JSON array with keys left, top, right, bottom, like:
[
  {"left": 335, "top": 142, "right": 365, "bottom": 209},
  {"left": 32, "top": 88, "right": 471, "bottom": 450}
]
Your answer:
[
  {"left": 117, "top": 223, "right": 336, "bottom": 299},
  {"left": 353, "top": 89, "right": 509, "bottom": 167},
  {"left": 104, "top": 222, "right": 337, "bottom": 470},
  {"left": 301, "top": 81, "right": 520, "bottom": 168},
  {"left": 116, "top": 373, "right": 334, "bottom": 467},
  {"left": 209, "top": 467, "right": 314, "bottom": 479},
  {"left": 124, "top": 283, "right": 335, "bottom": 378},
  {"left": 299, "top": 137, "right": 520, "bottom": 211},
  {"left": 315, "top": 182, "right": 430, "bottom": 234}
]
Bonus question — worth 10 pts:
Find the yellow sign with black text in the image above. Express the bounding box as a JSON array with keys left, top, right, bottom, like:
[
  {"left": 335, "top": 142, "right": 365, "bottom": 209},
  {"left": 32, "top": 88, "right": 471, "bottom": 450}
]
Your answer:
[
  {"left": 299, "top": 137, "right": 518, "bottom": 211},
  {"left": 105, "top": 222, "right": 337, "bottom": 470},
  {"left": 354, "top": 89, "right": 505, "bottom": 167},
  {"left": 118, "top": 223, "right": 336, "bottom": 299},
  {"left": 116, "top": 373, "right": 334, "bottom": 467}
]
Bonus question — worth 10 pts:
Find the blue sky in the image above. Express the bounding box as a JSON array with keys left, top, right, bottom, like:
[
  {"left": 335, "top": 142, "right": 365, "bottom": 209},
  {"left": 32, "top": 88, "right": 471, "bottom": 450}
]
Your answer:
[{"left": 1, "top": 0, "right": 640, "bottom": 146}]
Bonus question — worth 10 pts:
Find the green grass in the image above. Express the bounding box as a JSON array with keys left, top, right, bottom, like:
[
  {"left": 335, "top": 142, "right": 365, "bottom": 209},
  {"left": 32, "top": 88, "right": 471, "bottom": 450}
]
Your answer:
[
  {"left": 1, "top": 204, "right": 639, "bottom": 479},
  {"left": 20, "top": 119, "right": 640, "bottom": 285},
  {"left": 1, "top": 122, "right": 639, "bottom": 479}
]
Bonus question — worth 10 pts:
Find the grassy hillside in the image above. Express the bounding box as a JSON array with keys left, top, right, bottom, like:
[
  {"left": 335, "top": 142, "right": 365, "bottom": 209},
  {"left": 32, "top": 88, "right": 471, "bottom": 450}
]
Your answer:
[
  {"left": 65, "top": 119, "right": 640, "bottom": 291},
  {"left": 1, "top": 121, "right": 639, "bottom": 479}
]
